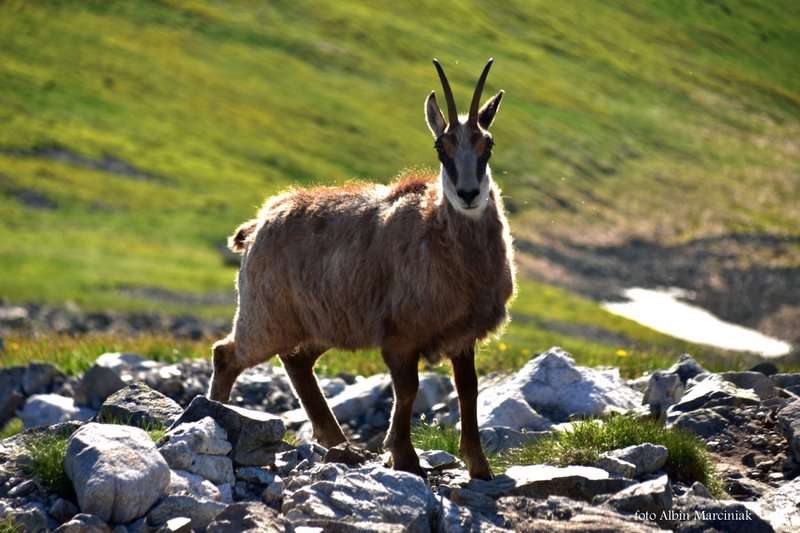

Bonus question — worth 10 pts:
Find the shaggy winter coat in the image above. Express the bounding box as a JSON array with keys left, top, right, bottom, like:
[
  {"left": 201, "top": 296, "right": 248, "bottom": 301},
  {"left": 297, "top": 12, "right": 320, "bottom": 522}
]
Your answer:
[{"left": 227, "top": 171, "right": 515, "bottom": 365}]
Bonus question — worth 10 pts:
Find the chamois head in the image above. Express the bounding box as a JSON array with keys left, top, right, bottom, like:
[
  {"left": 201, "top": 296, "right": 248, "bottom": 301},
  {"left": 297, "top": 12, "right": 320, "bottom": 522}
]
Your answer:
[{"left": 426, "top": 58, "right": 504, "bottom": 218}]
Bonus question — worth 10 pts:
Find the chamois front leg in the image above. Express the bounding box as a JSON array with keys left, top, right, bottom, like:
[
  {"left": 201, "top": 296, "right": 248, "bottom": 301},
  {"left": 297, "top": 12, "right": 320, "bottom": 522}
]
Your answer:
[
  {"left": 452, "top": 346, "right": 493, "bottom": 480},
  {"left": 382, "top": 349, "right": 424, "bottom": 477},
  {"left": 209, "top": 337, "right": 245, "bottom": 402},
  {"left": 280, "top": 348, "right": 347, "bottom": 449}
]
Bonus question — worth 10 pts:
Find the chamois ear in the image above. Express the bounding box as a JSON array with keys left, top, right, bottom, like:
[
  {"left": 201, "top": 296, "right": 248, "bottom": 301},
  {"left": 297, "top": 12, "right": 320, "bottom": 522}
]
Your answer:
[
  {"left": 425, "top": 91, "right": 447, "bottom": 138},
  {"left": 478, "top": 90, "right": 504, "bottom": 130}
]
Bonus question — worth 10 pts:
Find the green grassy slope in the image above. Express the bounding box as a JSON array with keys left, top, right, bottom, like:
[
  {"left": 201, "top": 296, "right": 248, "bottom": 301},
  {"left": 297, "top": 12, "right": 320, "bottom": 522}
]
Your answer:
[{"left": 1, "top": 0, "right": 798, "bottom": 373}]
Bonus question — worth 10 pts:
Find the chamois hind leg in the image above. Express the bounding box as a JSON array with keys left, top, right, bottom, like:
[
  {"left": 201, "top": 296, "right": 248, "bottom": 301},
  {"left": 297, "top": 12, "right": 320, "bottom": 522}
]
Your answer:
[
  {"left": 280, "top": 347, "right": 347, "bottom": 448},
  {"left": 382, "top": 349, "right": 424, "bottom": 477},
  {"left": 452, "top": 346, "right": 493, "bottom": 480}
]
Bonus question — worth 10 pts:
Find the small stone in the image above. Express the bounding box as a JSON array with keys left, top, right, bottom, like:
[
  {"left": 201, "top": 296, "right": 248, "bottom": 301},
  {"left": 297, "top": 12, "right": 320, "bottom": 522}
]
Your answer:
[
  {"left": 7, "top": 478, "right": 36, "bottom": 497},
  {"left": 168, "top": 470, "right": 223, "bottom": 501},
  {"left": 322, "top": 442, "right": 375, "bottom": 466},
  {"left": 158, "top": 517, "right": 192, "bottom": 533},
  {"left": 49, "top": 498, "right": 80, "bottom": 524},
  {"left": 206, "top": 502, "right": 288, "bottom": 533},
  {"left": 98, "top": 382, "right": 183, "bottom": 429},
  {"left": 235, "top": 466, "right": 275, "bottom": 485},
  {"left": 53, "top": 513, "right": 111, "bottom": 533},
  {"left": 594, "top": 456, "right": 636, "bottom": 479},
  {"left": 605, "top": 474, "right": 672, "bottom": 516},
  {"left": 601, "top": 443, "right": 668, "bottom": 478},
  {"left": 418, "top": 449, "right": 459, "bottom": 470},
  {"left": 261, "top": 478, "right": 284, "bottom": 505},
  {"left": 146, "top": 495, "right": 226, "bottom": 532},
  {"left": 741, "top": 452, "right": 758, "bottom": 468},
  {"left": 689, "top": 481, "right": 712, "bottom": 499},
  {"left": 8, "top": 506, "right": 49, "bottom": 533}
]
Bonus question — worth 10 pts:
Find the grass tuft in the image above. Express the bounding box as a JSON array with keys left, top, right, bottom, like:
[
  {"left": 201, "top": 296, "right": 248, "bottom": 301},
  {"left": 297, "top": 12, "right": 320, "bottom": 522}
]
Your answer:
[
  {"left": 495, "top": 415, "right": 724, "bottom": 496},
  {"left": 23, "top": 433, "right": 72, "bottom": 498},
  {"left": 0, "top": 418, "right": 23, "bottom": 440},
  {"left": 411, "top": 421, "right": 461, "bottom": 456},
  {"left": 0, "top": 515, "right": 21, "bottom": 533},
  {"left": 412, "top": 415, "right": 723, "bottom": 497}
]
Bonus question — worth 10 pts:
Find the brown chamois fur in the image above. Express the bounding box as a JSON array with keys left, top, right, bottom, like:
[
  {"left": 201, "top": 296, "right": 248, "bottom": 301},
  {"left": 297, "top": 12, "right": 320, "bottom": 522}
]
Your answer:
[{"left": 210, "top": 58, "right": 514, "bottom": 480}]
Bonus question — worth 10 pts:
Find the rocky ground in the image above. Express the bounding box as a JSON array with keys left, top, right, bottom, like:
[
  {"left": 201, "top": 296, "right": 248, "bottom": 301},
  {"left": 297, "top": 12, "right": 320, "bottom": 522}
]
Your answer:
[
  {"left": 0, "top": 303, "right": 229, "bottom": 339},
  {"left": 2, "top": 348, "right": 800, "bottom": 532}
]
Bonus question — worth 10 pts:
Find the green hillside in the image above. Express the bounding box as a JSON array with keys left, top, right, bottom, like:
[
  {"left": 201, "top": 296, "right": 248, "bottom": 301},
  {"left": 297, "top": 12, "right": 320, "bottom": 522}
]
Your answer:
[{"left": 1, "top": 0, "right": 798, "bottom": 373}]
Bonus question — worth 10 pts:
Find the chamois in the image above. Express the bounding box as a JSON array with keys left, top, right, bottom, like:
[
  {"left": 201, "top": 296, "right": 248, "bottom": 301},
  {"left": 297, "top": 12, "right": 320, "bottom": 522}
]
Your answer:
[{"left": 209, "top": 58, "right": 515, "bottom": 479}]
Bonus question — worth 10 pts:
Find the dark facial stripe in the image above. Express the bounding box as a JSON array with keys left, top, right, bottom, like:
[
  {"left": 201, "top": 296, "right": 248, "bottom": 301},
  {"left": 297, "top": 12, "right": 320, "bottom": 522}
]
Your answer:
[
  {"left": 476, "top": 138, "right": 493, "bottom": 181},
  {"left": 435, "top": 137, "right": 458, "bottom": 184}
]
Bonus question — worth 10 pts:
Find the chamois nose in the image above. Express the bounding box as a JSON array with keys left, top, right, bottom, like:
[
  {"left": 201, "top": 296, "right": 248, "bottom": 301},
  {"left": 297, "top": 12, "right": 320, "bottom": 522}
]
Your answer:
[{"left": 457, "top": 188, "right": 480, "bottom": 206}]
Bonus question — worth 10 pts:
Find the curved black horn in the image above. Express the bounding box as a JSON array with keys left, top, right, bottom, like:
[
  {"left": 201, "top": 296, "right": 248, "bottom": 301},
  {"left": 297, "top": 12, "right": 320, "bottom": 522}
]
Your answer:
[
  {"left": 432, "top": 58, "right": 459, "bottom": 127},
  {"left": 469, "top": 58, "right": 494, "bottom": 126}
]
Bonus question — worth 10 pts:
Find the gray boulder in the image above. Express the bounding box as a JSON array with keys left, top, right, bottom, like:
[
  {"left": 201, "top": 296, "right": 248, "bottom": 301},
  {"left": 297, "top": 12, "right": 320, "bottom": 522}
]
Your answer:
[
  {"left": 146, "top": 495, "right": 226, "bottom": 532},
  {"left": 282, "top": 466, "right": 438, "bottom": 532},
  {"left": 599, "top": 443, "right": 668, "bottom": 478},
  {"left": 487, "top": 347, "right": 642, "bottom": 422},
  {"left": 467, "top": 464, "right": 634, "bottom": 502},
  {"left": 0, "top": 366, "right": 26, "bottom": 426},
  {"left": 777, "top": 399, "right": 800, "bottom": 463},
  {"left": 670, "top": 407, "right": 729, "bottom": 437},
  {"left": 604, "top": 474, "right": 672, "bottom": 516},
  {"left": 744, "top": 477, "right": 800, "bottom": 533},
  {"left": 721, "top": 371, "right": 777, "bottom": 400},
  {"left": 206, "top": 502, "right": 288, "bottom": 533},
  {"left": 64, "top": 423, "right": 170, "bottom": 523},
  {"left": 170, "top": 396, "right": 285, "bottom": 466},
  {"left": 477, "top": 388, "right": 552, "bottom": 431},
  {"left": 19, "top": 394, "right": 95, "bottom": 429},
  {"left": 73, "top": 365, "right": 126, "bottom": 410},
  {"left": 667, "top": 374, "right": 759, "bottom": 418},
  {"left": 22, "top": 363, "right": 63, "bottom": 395},
  {"left": 98, "top": 382, "right": 183, "bottom": 429}
]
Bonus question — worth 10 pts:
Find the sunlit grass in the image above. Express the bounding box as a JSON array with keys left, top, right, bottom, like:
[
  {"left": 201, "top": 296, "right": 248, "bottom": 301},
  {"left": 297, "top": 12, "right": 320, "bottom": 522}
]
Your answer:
[
  {"left": 494, "top": 415, "right": 724, "bottom": 497},
  {"left": 0, "top": 418, "right": 22, "bottom": 440},
  {"left": 412, "top": 416, "right": 724, "bottom": 498},
  {"left": 23, "top": 433, "right": 72, "bottom": 498},
  {"left": 1, "top": 332, "right": 210, "bottom": 375},
  {"left": 0, "top": 0, "right": 797, "bottom": 317}
]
